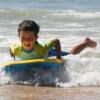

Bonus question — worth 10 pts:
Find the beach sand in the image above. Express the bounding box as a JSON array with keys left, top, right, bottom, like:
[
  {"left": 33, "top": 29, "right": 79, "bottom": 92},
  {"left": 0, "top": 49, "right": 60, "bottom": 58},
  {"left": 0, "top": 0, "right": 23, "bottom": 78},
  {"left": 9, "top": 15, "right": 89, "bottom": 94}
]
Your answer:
[{"left": 0, "top": 85, "right": 100, "bottom": 100}]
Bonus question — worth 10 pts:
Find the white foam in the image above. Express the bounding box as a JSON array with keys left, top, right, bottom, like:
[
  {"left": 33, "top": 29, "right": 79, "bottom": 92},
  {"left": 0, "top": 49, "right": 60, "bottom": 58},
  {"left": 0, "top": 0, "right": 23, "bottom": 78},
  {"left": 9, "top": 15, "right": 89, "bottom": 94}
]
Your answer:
[
  {"left": 57, "top": 48, "right": 100, "bottom": 87},
  {"left": 51, "top": 10, "right": 100, "bottom": 19}
]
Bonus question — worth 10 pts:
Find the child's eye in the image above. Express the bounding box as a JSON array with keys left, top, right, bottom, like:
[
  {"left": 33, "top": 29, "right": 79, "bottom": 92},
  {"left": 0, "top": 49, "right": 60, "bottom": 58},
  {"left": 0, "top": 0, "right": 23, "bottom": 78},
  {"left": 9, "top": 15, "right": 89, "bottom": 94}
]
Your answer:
[
  {"left": 21, "top": 37, "right": 25, "bottom": 40},
  {"left": 21, "top": 37, "right": 34, "bottom": 40}
]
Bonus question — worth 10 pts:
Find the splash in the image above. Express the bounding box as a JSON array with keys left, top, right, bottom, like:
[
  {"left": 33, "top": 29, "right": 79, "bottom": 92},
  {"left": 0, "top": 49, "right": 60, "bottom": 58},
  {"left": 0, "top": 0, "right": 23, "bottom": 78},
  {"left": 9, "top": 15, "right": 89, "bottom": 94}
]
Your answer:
[
  {"left": 57, "top": 48, "right": 100, "bottom": 87},
  {"left": 0, "top": 48, "right": 100, "bottom": 87}
]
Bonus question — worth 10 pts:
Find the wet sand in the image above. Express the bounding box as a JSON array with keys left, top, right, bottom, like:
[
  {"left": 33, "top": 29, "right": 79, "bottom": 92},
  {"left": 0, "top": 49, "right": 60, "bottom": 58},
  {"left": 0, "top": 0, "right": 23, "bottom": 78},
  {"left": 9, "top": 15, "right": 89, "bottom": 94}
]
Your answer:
[{"left": 0, "top": 85, "right": 100, "bottom": 100}]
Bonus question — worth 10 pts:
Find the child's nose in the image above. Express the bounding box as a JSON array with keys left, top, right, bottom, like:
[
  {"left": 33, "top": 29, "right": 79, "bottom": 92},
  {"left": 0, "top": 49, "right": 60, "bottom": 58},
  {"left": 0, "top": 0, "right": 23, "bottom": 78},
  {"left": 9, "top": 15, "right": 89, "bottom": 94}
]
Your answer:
[
  {"left": 24, "top": 37, "right": 32, "bottom": 41},
  {"left": 25, "top": 38, "right": 30, "bottom": 41}
]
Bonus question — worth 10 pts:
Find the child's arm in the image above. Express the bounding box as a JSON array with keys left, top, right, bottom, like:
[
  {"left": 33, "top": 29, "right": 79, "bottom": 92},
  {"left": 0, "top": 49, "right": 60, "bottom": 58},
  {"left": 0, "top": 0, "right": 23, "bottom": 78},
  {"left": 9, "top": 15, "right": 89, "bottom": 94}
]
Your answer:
[
  {"left": 53, "top": 39, "right": 62, "bottom": 59},
  {"left": 10, "top": 48, "right": 14, "bottom": 56},
  {"left": 9, "top": 48, "right": 15, "bottom": 60}
]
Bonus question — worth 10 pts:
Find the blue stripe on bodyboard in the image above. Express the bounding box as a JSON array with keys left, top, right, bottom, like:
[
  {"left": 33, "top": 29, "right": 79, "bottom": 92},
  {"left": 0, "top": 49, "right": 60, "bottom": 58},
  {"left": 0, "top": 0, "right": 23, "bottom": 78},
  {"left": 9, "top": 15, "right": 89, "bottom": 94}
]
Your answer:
[{"left": 3, "top": 62, "right": 63, "bottom": 73}]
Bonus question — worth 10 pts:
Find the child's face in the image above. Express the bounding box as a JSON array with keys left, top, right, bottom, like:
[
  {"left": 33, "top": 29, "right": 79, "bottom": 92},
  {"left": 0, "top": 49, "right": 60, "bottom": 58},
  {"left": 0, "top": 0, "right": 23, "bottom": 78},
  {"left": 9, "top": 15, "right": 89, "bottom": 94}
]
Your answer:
[{"left": 19, "top": 31, "right": 38, "bottom": 50}]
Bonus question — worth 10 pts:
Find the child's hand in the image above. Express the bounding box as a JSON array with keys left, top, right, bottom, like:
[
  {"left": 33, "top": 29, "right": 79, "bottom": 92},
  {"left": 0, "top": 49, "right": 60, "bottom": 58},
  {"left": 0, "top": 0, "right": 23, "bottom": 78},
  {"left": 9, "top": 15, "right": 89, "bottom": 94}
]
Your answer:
[{"left": 57, "top": 57, "right": 65, "bottom": 62}]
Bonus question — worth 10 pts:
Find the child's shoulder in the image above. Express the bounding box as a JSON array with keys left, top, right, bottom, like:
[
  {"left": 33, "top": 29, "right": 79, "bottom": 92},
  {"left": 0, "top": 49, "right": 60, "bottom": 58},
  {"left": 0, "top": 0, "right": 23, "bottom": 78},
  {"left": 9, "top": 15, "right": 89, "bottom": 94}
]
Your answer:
[
  {"left": 10, "top": 43, "right": 20, "bottom": 47},
  {"left": 35, "top": 42, "right": 45, "bottom": 49},
  {"left": 10, "top": 43, "right": 21, "bottom": 50}
]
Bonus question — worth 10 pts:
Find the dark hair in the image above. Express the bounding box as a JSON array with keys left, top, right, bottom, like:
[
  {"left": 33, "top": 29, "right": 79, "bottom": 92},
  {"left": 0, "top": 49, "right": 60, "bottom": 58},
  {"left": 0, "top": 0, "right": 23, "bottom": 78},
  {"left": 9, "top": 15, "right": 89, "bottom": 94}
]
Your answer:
[{"left": 18, "top": 20, "right": 40, "bottom": 36}]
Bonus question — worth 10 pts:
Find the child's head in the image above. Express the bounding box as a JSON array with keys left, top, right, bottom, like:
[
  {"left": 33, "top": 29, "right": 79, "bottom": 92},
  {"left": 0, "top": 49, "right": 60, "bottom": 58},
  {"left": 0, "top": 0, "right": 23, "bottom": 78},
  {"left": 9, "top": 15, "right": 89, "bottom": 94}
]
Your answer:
[
  {"left": 18, "top": 20, "right": 40, "bottom": 50},
  {"left": 18, "top": 20, "right": 39, "bottom": 37}
]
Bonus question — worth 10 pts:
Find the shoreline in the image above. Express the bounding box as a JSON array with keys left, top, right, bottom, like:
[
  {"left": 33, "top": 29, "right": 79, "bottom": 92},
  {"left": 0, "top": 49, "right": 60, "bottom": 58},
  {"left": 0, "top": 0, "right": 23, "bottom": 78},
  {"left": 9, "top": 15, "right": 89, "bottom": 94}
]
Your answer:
[{"left": 0, "top": 85, "right": 100, "bottom": 100}]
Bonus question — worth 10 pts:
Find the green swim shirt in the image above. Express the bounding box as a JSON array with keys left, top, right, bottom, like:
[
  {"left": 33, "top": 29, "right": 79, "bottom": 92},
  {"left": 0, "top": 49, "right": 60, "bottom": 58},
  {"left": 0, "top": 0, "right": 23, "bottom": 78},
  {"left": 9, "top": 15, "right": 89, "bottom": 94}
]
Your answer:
[{"left": 10, "top": 40, "right": 56, "bottom": 60}]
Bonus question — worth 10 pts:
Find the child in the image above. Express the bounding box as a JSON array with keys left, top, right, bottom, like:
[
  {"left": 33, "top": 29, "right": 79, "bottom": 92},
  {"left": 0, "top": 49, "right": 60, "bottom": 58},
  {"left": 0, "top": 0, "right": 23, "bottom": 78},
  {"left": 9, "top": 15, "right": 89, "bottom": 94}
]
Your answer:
[
  {"left": 10, "top": 20, "right": 97, "bottom": 60},
  {"left": 10, "top": 20, "right": 62, "bottom": 60}
]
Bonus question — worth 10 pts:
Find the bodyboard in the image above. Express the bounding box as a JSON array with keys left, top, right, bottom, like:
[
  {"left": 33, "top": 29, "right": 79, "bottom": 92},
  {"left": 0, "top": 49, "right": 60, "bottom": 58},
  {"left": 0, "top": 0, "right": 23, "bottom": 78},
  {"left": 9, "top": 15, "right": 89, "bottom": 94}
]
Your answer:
[{"left": 2, "top": 58, "right": 64, "bottom": 73}]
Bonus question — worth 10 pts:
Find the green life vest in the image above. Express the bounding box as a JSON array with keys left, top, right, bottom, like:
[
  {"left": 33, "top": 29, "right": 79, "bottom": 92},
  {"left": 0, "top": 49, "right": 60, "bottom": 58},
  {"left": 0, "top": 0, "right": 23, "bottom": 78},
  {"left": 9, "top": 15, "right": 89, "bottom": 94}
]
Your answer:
[{"left": 10, "top": 40, "right": 55, "bottom": 60}]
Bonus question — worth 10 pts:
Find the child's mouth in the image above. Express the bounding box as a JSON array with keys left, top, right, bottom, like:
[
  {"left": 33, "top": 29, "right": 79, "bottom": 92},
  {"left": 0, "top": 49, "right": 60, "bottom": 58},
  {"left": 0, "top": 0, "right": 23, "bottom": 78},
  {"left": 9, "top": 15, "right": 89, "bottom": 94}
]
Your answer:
[
  {"left": 23, "top": 42, "right": 33, "bottom": 50},
  {"left": 24, "top": 44, "right": 31, "bottom": 47}
]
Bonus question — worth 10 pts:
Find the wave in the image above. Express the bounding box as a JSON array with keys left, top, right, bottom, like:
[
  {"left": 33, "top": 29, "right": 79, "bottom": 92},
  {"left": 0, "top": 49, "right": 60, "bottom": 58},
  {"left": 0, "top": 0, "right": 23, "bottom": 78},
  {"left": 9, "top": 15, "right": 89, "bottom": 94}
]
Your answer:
[
  {"left": 0, "top": 50, "right": 100, "bottom": 87},
  {"left": 0, "top": 0, "right": 100, "bottom": 10},
  {"left": 0, "top": 8, "right": 100, "bottom": 18},
  {"left": 50, "top": 10, "right": 100, "bottom": 19}
]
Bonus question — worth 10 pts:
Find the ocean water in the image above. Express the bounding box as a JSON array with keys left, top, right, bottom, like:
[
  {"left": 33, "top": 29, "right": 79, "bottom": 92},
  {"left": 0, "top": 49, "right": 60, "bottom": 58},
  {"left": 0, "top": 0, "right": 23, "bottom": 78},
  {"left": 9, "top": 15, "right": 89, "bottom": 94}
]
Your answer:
[{"left": 0, "top": 0, "right": 100, "bottom": 88}]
